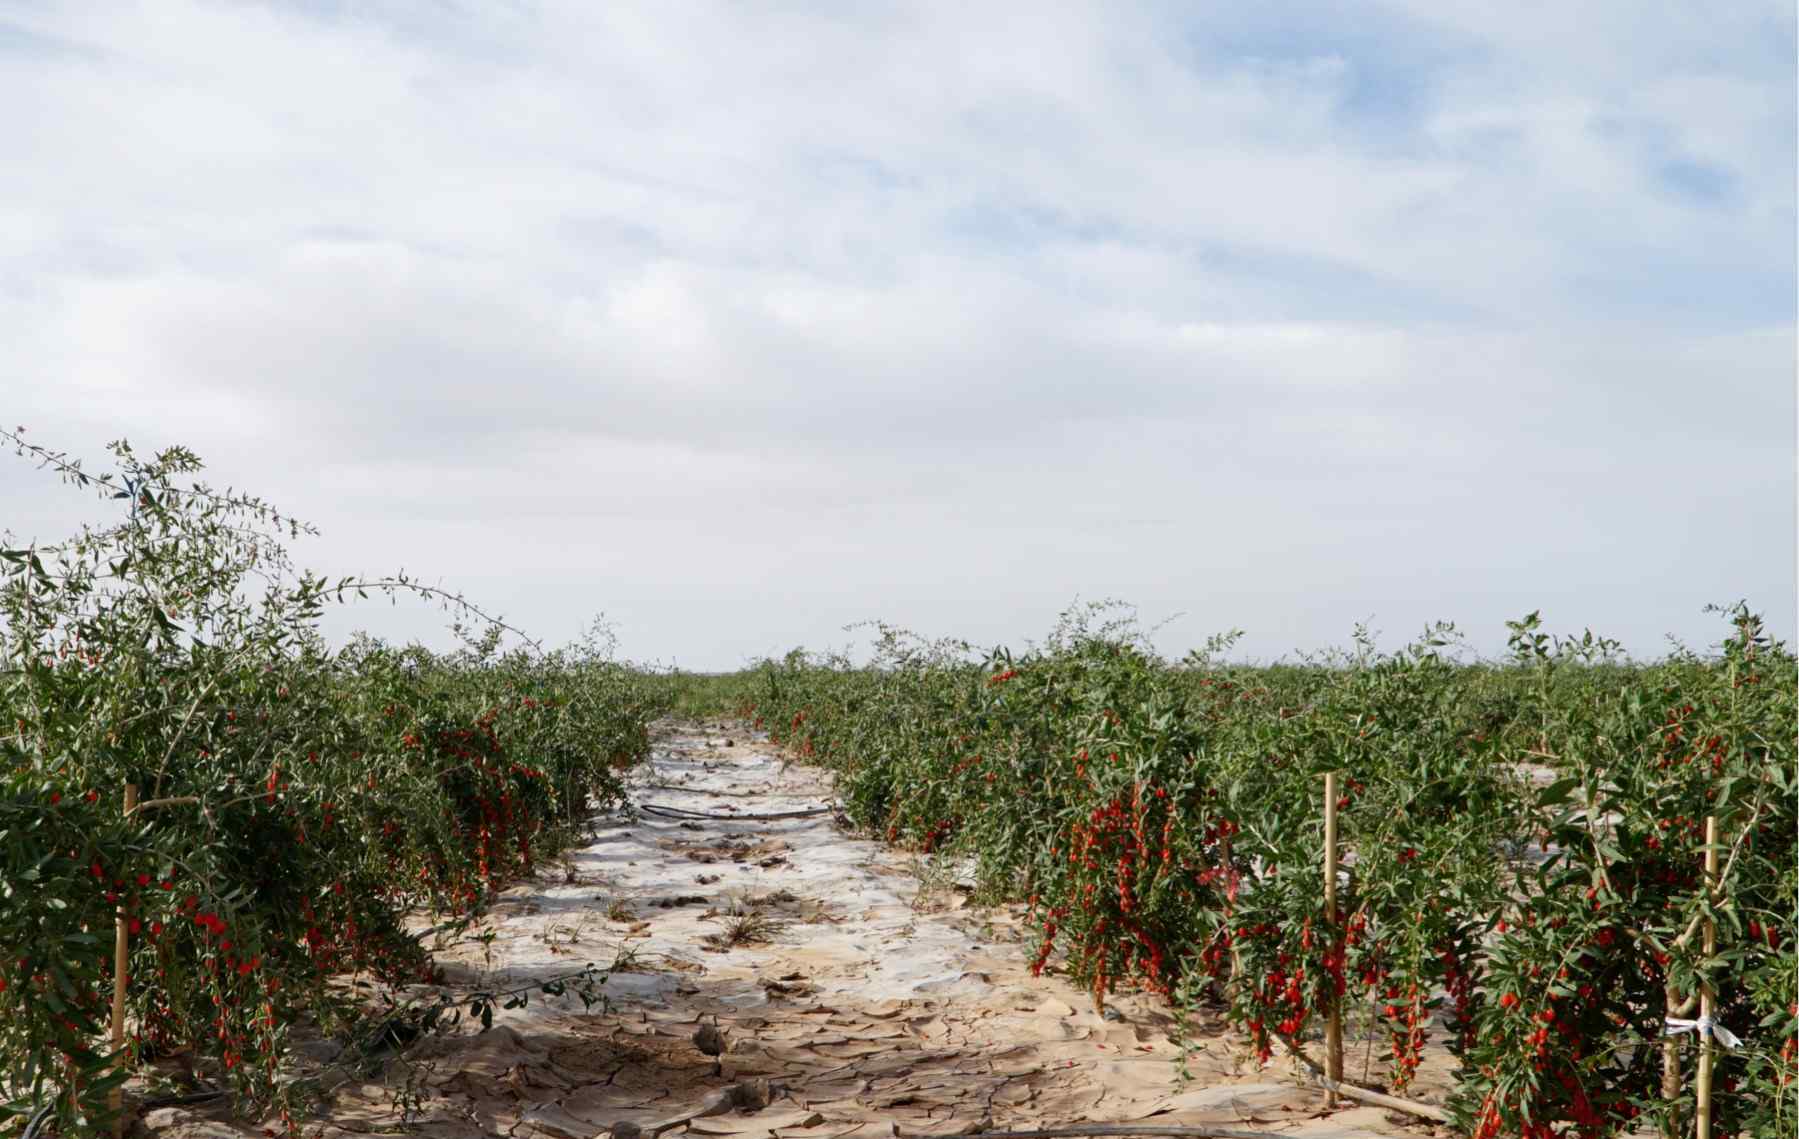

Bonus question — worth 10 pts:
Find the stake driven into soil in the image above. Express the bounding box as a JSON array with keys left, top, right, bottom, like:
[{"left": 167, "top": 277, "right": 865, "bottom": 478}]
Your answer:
[{"left": 1321, "top": 772, "right": 1342, "bottom": 1108}]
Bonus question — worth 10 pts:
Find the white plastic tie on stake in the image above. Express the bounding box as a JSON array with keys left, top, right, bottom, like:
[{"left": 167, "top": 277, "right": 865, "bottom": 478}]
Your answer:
[{"left": 1663, "top": 1016, "right": 1742, "bottom": 1050}]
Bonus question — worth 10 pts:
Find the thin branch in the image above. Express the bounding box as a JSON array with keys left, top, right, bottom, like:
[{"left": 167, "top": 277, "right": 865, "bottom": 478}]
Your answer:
[
  {"left": 326, "top": 578, "right": 543, "bottom": 653},
  {"left": 152, "top": 676, "right": 220, "bottom": 799},
  {"left": 127, "top": 796, "right": 199, "bottom": 815}
]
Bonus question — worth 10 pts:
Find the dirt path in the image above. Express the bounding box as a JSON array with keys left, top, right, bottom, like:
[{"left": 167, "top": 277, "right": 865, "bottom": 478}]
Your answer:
[{"left": 149, "top": 722, "right": 1447, "bottom": 1139}]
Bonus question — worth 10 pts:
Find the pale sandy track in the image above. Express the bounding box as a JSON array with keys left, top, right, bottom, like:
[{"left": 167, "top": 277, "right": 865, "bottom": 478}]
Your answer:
[{"left": 145, "top": 722, "right": 1448, "bottom": 1139}]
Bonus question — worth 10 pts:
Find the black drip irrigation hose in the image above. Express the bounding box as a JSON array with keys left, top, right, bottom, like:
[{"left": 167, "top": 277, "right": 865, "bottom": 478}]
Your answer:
[
  {"left": 636, "top": 803, "right": 835, "bottom": 821},
  {"left": 957, "top": 1122, "right": 1280, "bottom": 1130},
  {"left": 634, "top": 784, "right": 776, "bottom": 796},
  {"left": 140, "top": 1089, "right": 228, "bottom": 1109}
]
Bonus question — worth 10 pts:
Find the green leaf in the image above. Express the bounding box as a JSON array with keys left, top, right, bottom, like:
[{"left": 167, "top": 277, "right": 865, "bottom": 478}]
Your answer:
[{"left": 1537, "top": 778, "right": 1580, "bottom": 807}]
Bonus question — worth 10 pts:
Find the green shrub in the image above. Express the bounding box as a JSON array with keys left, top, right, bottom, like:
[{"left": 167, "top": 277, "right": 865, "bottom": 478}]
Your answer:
[
  {"left": 698, "top": 603, "right": 1795, "bottom": 1138},
  {"left": 0, "top": 434, "right": 662, "bottom": 1132}
]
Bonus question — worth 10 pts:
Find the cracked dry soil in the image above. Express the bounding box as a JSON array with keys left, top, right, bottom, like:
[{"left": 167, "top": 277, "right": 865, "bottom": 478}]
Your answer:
[{"left": 144, "top": 722, "right": 1454, "bottom": 1139}]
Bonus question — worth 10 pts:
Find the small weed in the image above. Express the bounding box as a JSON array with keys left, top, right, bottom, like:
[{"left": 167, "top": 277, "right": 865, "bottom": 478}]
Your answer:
[
  {"left": 701, "top": 898, "right": 784, "bottom": 949},
  {"left": 541, "top": 917, "right": 595, "bottom": 955}
]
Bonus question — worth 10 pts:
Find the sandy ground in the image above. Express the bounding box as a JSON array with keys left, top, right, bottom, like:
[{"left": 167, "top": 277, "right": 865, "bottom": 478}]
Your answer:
[{"left": 145, "top": 722, "right": 1458, "bottom": 1139}]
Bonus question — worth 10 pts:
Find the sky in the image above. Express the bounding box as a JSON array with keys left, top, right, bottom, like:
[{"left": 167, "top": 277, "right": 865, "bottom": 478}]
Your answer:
[{"left": 1, "top": 2, "right": 1793, "bottom": 669}]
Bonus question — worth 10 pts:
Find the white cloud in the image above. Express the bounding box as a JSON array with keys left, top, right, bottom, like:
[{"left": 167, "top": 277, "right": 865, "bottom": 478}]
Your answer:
[{"left": 1, "top": 1, "right": 1790, "bottom": 666}]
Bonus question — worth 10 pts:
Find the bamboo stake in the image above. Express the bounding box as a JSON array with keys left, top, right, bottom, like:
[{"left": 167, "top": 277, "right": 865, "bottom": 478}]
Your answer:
[
  {"left": 96, "top": 788, "right": 202, "bottom": 1133},
  {"left": 1322, "top": 772, "right": 1342, "bottom": 1107},
  {"left": 1662, "top": 981, "right": 1684, "bottom": 1138},
  {"left": 1220, "top": 831, "right": 1243, "bottom": 992},
  {"left": 1695, "top": 815, "right": 1719, "bottom": 1139},
  {"left": 110, "top": 783, "right": 138, "bottom": 1138}
]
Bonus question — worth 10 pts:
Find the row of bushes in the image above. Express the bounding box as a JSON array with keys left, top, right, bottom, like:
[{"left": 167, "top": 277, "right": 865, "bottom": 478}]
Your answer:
[
  {"left": 700, "top": 607, "right": 1796, "bottom": 1138},
  {"left": 1, "top": 437, "right": 664, "bottom": 1132}
]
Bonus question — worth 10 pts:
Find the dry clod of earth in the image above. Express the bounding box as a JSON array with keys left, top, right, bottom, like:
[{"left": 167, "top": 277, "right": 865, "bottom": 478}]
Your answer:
[
  {"left": 650, "top": 894, "right": 711, "bottom": 908},
  {"left": 693, "top": 1018, "right": 726, "bottom": 1059},
  {"left": 762, "top": 971, "right": 816, "bottom": 998}
]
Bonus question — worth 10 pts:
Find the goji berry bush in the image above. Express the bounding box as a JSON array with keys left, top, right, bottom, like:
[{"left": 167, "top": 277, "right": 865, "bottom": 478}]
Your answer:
[
  {"left": 1, "top": 435, "right": 662, "bottom": 1132},
  {"left": 685, "top": 603, "right": 1796, "bottom": 1138}
]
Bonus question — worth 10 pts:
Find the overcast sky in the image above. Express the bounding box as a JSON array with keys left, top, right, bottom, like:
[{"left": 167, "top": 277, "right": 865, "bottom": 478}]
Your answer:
[{"left": 2, "top": 2, "right": 1793, "bottom": 669}]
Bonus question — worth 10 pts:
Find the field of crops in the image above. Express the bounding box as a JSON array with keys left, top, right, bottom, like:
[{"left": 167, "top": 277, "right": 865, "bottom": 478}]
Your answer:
[
  {"left": 1, "top": 437, "right": 667, "bottom": 1133},
  {"left": 671, "top": 608, "right": 1796, "bottom": 1139},
  {"left": 5, "top": 432, "right": 1794, "bottom": 1139}
]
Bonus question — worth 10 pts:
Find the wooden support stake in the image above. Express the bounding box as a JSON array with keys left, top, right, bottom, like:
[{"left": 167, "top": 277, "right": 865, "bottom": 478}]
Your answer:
[
  {"left": 1694, "top": 815, "right": 1719, "bottom": 1139},
  {"left": 1662, "top": 981, "right": 1684, "bottom": 1138},
  {"left": 111, "top": 783, "right": 138, "bottom": 1138},
  {"left": 1220, "top": 832, "right": 1243, "bottom": 993},
  {"left": 1323, "top": 772, "right": 1342, "bottom": 1107}
]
